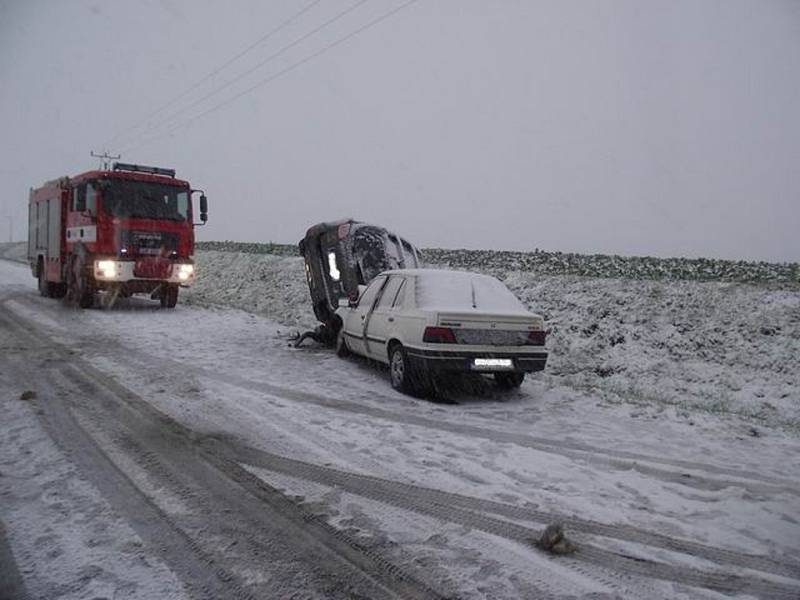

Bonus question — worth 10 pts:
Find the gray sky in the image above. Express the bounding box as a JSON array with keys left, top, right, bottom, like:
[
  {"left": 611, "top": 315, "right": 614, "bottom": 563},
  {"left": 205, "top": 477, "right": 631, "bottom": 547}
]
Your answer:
[{"left": 1, "top": 0, "right": 798, "bottom": 261}]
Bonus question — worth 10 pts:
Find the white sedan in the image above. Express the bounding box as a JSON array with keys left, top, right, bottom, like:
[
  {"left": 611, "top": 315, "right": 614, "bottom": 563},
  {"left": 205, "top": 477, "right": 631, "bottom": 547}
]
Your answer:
[{"left": 335, "top": 269, "right": 548, "bottom": 395}]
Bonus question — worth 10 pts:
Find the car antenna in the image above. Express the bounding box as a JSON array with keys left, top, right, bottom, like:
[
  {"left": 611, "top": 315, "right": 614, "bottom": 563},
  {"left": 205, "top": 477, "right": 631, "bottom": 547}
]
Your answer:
[
  {"left": 471, "top": 281, "right": 477, "bottom": 309},
  {"left": 90, "top": 150, "right": 121, "bottom": 171}
]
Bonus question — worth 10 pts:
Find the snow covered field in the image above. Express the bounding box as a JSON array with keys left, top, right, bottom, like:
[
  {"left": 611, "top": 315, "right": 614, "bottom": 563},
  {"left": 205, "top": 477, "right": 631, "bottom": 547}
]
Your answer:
[
  {"left": 186, "top": 247, "right": 800, "bottom": 430},
  {"left": 1, "top": 242, "right": 798, "bottom": 599},
  {"left": 195, "top": 241, "right": 800, "bottom": 286}
]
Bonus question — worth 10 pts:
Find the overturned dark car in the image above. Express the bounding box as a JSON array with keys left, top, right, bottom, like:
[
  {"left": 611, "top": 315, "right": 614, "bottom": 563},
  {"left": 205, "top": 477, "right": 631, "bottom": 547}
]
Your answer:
[{"left": 296, "top": 219, "right": 421, "bottom": 346}]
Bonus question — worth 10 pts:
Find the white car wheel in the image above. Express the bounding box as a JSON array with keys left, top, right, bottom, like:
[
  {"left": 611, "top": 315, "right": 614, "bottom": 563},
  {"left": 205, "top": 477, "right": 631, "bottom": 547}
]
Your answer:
[
  {"left": 390, "top": 346, "right": 411, "bottom": 393},
  {"left": 390, "top": 348, "right": 404, "bottom": 388}
]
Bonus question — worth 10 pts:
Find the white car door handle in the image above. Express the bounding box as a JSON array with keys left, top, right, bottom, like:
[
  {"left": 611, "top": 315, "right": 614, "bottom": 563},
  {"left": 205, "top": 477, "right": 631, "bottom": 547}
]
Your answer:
[{"left": 387, "top": 317, "right": 394, "bottom": 322}]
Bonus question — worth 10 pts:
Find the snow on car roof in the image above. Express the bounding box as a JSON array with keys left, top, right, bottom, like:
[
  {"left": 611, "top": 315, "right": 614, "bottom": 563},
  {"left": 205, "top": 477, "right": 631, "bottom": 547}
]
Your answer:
[{"left": 383, "top": 269, "right": 531, "bottom": 315}]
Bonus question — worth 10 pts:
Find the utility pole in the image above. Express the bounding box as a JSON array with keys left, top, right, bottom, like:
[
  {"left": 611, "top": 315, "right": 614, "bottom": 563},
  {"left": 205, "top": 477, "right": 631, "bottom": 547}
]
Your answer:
[
  {"left": 6, "top": 216, "right": 11, "bottom": 243},
  {"left": 90, "top": 150, "right": 121, "bottom": 170}
]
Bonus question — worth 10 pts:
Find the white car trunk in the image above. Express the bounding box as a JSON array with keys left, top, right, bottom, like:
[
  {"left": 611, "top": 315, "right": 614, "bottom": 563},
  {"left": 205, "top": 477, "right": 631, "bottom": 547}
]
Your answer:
[
  {"left": 436, "top": 311, "right": 541, "bottom": 330},
  {"left": 435, "top": 312, "right": 544, "bottom": 347}
]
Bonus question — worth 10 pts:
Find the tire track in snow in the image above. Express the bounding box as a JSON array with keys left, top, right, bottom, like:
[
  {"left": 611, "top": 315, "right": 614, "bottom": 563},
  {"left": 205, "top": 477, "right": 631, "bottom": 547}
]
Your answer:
[
  {"left": 17, "top": 367, "right": 251, "bottom": 600},
  {"left": 6, "top": 290, "right": 797, "bottom": 497},
  {"left": 239, "top": 449, "right": 799, "bottom": 599},
  {"left": 0, "top": 294, "right": 692, "bottom": 599},
  {"left": 0, "top": 306, "right": 449, "bottom": 600},
  {"left": 8, "top": 344, "right": 695, "bottom": 600},
  {"left": 223, "top": 439, "right": 800, "bottom": 581},
  {"left": 0, "top": 518, "right": 31, "bottom": 600},
  {"left": 159, "top": 357, "right": 800, "bottom": 496},
  {"left": 70, "top": 326, "right": 800, "bottom": 498},
  {"left": 58, "top": 364, "right": 451, "bottom": 600},
  {"left": 5, "top": 296, "right": 799, "bottom": 598}
]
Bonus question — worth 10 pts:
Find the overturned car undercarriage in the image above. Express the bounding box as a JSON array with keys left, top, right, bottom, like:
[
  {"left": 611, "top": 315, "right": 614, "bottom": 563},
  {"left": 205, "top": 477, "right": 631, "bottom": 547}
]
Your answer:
[{"left": 295, "top": 219, "right": 421, "bottom": 347}]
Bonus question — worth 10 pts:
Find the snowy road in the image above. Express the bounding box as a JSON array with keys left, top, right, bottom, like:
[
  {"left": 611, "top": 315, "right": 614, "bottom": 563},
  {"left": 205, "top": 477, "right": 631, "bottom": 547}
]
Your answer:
[{"left": 1, "top": 256, "right": 799, "bottom": 599}]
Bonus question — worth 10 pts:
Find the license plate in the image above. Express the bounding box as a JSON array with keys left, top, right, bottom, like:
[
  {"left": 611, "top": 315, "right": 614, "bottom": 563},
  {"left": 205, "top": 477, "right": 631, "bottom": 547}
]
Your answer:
[
  {"left": 134, "top": 258, "right": 171, "bottom": 279},
  {"left": 472, "top": 358, "right": 513, "bottom": 370}
]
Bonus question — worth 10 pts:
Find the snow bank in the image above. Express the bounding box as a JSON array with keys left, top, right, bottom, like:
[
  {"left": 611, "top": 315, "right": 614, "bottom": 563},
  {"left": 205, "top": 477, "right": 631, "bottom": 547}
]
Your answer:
[
  {"left": 425, "top": 247, "right": 800, "bottom": 287},
  {"left": 2, "top": 241, "right": 797, "bottom": 428},
  {"left": 197, "top": 241, "right": 800, "bottom": 286},
  {"left": 185, "top": 249, "right": 799, "bottom": 429},
  {"left": 183, "top": 250, "right": 316, "bottom": 329},
  {"left": 504, "top": 273, "right": 799, "bottom": 428}
]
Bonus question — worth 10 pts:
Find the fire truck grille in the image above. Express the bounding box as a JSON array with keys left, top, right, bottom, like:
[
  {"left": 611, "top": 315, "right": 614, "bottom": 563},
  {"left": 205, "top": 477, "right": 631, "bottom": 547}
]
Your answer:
[
  {"left": 133, "top": 257, "right": 172, "bottom": 279},
  {"left": 122, "top": 230, "right": 179, "bottom": 256}
]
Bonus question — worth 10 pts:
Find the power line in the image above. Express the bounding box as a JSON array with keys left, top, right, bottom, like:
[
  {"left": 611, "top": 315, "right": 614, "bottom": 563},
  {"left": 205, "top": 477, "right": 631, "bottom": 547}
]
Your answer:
[
  {"left": 123, "top": 0, "right": 420, "bottom": 155},
  {"left": 102, "top": 0, "right": 322, "bottom": 150},
  {"left": 122, "top": 0, "right": 371, "bottom": 150}
]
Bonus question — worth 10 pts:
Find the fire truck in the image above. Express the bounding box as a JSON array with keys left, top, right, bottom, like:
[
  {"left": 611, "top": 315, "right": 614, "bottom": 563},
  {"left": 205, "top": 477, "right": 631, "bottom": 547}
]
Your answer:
[{"left": 28, "top": 162, "right": 208, "bottom": 308}]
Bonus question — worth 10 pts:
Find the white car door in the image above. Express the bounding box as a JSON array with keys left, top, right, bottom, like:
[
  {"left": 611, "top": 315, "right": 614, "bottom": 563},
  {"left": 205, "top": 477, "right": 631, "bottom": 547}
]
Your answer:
[
  {"left": 365, "top": 275, "right": 406, "bottom": 362},
  {"left": 343, "top": 275, "right": 387, "bottom": 356}
]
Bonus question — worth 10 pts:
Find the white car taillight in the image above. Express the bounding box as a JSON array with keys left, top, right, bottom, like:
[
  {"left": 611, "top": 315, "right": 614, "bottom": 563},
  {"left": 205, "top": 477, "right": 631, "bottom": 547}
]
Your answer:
[{"left": 526, "top": 330, "right": 546, "bottom": 345}]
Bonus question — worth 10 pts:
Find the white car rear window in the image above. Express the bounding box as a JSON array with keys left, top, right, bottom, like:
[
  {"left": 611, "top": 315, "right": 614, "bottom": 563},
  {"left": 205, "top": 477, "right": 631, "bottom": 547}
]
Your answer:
[{"left": 415, "top": 271, "right": 529, "bottom": 314}]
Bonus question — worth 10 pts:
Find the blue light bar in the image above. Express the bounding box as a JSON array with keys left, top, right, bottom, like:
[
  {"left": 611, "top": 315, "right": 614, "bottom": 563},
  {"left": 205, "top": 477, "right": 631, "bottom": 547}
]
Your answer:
[{"left": 112, "top": 162, "right": 176, "bottom": 178}]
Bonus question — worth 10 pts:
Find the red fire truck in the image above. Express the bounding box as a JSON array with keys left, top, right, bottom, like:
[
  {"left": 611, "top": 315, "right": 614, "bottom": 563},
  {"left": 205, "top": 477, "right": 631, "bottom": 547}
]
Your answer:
[{"left": 28, "top": 162, "right": 208, "bottom": 308}]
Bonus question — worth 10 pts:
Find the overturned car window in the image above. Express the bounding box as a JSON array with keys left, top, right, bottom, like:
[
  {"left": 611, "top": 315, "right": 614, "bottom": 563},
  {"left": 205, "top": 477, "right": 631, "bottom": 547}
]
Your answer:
[{"left": 352, "top": 227, "right": 395, "bottom": 281}]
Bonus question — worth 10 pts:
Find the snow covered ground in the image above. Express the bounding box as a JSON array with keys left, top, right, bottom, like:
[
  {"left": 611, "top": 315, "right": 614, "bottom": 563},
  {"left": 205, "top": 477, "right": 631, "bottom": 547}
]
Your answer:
[
  {"left": 186, "top": 248, "right": 800, "bottom": 430},
  {"left": 1, "top": 242, "right": 798, "bottom": 599}
]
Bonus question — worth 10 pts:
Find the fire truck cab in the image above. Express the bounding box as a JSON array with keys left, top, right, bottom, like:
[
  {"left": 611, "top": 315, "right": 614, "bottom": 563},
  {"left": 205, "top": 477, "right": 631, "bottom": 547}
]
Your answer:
[{"left": 28, "top": 162, "right": 207, "bottom": 308}]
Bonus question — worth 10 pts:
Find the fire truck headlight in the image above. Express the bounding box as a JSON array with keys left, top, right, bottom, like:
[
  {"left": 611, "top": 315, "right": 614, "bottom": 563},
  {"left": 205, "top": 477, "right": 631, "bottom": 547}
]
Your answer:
[
  {"left": 176, "top": 263, "right": 194, "bottom": 281},
  {"left": 96, "top": 260, "right": 118, "bottom": 279}
]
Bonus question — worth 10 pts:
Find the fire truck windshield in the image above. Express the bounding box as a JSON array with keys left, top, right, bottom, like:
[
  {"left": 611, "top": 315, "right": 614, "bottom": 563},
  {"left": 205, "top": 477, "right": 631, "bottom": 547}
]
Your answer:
[{"left": 102, "top": 180, "right": 189, "bottom": 221}]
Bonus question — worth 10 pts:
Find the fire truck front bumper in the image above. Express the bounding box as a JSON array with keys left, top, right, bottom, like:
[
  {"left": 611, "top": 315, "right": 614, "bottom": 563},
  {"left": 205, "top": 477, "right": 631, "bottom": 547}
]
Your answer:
[{"left": 93, "top": 259, "right": 195, "bottom": 285}]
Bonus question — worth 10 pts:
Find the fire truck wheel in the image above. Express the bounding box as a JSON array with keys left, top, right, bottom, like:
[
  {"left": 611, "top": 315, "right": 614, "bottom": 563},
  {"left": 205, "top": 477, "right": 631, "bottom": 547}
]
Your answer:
[
  {"left": 160, "top": 284, "right": 179, "bottom": 309},
  {"left": 37, "top": 262, "right": 51, "bottom": 297},
  {"left": 77, "top": 286, "right": 94, "bottom": 308},
  {"left": 51, "top": 283, "right": 67, "bottom": 299},
  {"left": 68, "top": 257, "right": 94, "bottom": 308}
]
